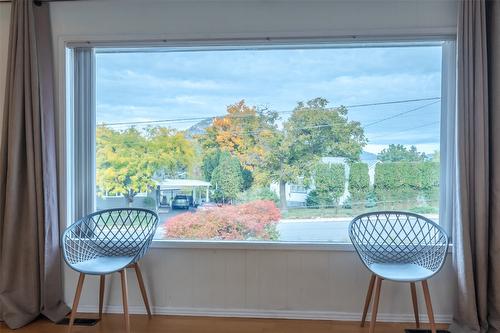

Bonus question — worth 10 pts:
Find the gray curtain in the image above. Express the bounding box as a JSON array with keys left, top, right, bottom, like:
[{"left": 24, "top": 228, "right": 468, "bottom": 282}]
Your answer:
[
  {"left": 0, "top": 0, "right": 69, "bottom": 329},
  {"left": 451, "top": 0, "right": 500, "bottom": 332}
]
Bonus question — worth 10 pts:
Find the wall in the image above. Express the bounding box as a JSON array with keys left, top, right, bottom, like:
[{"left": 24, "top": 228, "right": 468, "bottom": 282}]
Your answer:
[
  {"left": 69, "top": 249, "right": 456, "bottom": 322},
  {"left": 0, "top": 0, "right": 458, "bottom": 322}
]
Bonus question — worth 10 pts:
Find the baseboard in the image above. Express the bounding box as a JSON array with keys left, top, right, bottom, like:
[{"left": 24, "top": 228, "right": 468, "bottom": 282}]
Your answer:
[{"left": 76, "top": 305, "right": 453, "bottom": 324}]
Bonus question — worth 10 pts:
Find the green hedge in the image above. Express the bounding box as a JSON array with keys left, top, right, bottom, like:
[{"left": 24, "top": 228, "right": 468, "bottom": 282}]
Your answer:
[
  {"left": 348, "top": 163, "right": 370, "bottom": 208},
  {"left": 307, "top": 163, "right": 345, "bottom": 208},
  {"left": 374, "top": 161, "right": 439, "bottom": 209}
]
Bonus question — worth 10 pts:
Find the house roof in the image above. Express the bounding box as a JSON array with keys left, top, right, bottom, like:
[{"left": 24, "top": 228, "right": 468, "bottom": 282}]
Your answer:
[{"left": 155, "top": 179, "right": 211, "bottom": 189}]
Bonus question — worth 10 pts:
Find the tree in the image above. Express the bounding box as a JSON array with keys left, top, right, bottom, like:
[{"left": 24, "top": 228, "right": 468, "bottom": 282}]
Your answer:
[
  {"left": 202, "top": 149, "right": 222, "bottom": 182},
  {"left": 96, "top": 126, "right": 153, "bottom": 204},
  {"left": 199, "top": 100, "right": 278, "bottom": 176},
  {"left": 147, "top": 126, "right": 196, "bottom": 179},
  {"left": 378, "top": 144, "right": 426, "bottom": 162},
  {"left": 348, "top": 163, "right": 370, "bottom": 210},
  {"left": 210, "top": 152, "right": 243, "bottom": 203},
  {"left": 260, "top": 97, "right": 366, "bottom": 210},
  {"left": 202, "top": 148, "right": 252, "bottom": 190},
  {"left": 96, "top": 125, "right": 196, "bottom": 204}
]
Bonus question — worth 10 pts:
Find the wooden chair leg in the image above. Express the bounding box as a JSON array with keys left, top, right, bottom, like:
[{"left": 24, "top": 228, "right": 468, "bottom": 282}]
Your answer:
[
  {"left": 361, "top": 274, "right": 376, "bottom": 327},
  {"left": 369, "top": 276, "right": 382, "bottom": 333},
  {"left": 422, "top": 280, "right": 437, "bottom": 333},
  {"left": 410, "top": 282, "right": 420, "bottom": 328},
  {"left": 68, "top": 273, "right": 85, "bottom": 333},
  {"left": 99, "top": 275, "right": 105, "bottom": 320},
  {"left": 134, "top": 263, "right": 152, "bottom": 318},
  {"left": 120, "top": 269, "right": 131, "bottom": 333}
]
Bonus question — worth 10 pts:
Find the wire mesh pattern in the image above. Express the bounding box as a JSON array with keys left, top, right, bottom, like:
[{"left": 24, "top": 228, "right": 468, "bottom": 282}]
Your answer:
[
  {"left": 349, "top": 211, "right": 448, "bottom": 278},
  {"left": 62, "top": 208, "right": 159, "bottom": 273}
]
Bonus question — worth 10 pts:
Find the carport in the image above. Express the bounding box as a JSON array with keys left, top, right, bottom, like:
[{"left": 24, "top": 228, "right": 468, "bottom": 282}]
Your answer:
[{"left": 155, "top": 179, "right": 211, "bottom": 208}]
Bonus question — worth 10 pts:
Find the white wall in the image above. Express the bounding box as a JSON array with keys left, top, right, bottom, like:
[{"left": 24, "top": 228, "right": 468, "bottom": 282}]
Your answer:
[
  {"left": 0, "top": 0, "right": 459, "bottom": 322},
  {"left": 67, "top": 249, "right": 456, "bottom": 322}
]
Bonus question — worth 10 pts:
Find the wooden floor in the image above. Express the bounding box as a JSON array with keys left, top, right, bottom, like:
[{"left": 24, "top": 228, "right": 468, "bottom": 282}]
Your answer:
[{"left": 0, "top": 314, "right": 448, "bottom": 333}]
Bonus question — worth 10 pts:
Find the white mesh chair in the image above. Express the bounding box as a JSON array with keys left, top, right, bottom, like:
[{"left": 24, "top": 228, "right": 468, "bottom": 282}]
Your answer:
[
  {"left": 62, "top": 208, "right": 159, "bottom": 333},
  {"left": 349, "top": 211, "right": 449, "bottom": 333}
]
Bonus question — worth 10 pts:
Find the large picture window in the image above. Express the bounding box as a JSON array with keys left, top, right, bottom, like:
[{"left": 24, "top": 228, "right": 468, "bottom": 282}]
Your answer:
[{"left": 69, "top": 40, "right": 453, "bottom": 243}]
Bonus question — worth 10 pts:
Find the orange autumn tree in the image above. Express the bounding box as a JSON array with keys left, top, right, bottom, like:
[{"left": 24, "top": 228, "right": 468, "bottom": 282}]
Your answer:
[{"left": 198, "top": 100, "right": 278, "bottom": 186}]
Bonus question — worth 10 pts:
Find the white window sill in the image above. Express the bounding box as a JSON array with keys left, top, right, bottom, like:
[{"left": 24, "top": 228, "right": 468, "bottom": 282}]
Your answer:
[
  {"left": 151, "top": 240, "right": 453, "bottom": 252},
  {"left": 151, "top": 240, "right": 355, "bottom": 251}
]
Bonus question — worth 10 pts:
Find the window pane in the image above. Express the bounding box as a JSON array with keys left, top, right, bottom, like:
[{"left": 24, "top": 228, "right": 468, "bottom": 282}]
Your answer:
[{"left": 95, "top": 43, "right": 443, "bottom": 243}]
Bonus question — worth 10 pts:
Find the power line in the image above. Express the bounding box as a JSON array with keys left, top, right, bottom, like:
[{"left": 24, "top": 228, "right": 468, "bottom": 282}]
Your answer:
[
  {"left": 346, "top": 97, "right": 440, "bottom": 109},
  {"left": 97, "top": 100, "right": 441, "bottom": 137},
  {"left": 97, "top": 97, "right": 441, "bottom": 127},
  {"left": 363, "top": 100, "right": 440, "bottom": 128},
  {"left": 368, "top": 120, "right": 439, "bottom": 140}
]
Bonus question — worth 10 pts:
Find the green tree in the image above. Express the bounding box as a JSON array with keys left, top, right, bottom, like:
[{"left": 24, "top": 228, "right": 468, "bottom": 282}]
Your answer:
[
  {"left": 348, "top": 163, "right": 370, "bottom": 210},
  {"left": 378, "top": 144, "right": 426, "bottom": 162},
  {"left": 211, "top": 152, "right": 243, "bottom": 203},
  {"left": 96, "top": 126, "right": 153, "bottom": 204},
  {"left": 202, "top": 149, "right": 252, "bottom": 191},
  {"left": 261, "top": 98, "right": 366, "bottom": 209},
  {"left": 96, "top": 125, "right": 196, "bottom": 204},
  {"left": 147, "top": 126, "right": 196, "bottom": 178},
  {"left": 202, "top": 149, "right": 222, "bottom": 182}
]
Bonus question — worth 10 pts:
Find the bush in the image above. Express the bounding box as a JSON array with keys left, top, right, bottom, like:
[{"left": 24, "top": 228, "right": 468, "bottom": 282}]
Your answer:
[
  {"left": 342, "top": 196, "right": 352, "bottom": 209},
  {"left": 238, "top": 187, "right": 279, "bottom": 204},
  {"left": 364, "top": 191, "right": 378, "bottom": 208},
  {"left": 143, "top": 197, "right": 156, "bottom": 208},
  {"left": 374, "top": 161, "right": 439, "bottom": 209},
  {"left": 165, "top": 200, "right": 280, "bottom": 240},
  {"left": 348, "top": 163, "right": 369, "bottom": 209},
  {"left": 310, "top": 163, "right": 345, "bottom": 208},
  {"left": 305, "top": 189, "right": 336, "bottom": 208}
]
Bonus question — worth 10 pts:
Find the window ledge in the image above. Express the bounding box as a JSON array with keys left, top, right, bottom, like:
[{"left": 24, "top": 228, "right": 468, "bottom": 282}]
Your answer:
[
  {"left": 151, "top": 240, "right": 355, "bottom": 251},
  {"left": 151, "top": 240, "right": 453, "bottom": 252}
]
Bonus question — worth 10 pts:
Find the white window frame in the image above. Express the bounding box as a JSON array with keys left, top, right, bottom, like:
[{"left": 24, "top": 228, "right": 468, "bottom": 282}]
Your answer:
[{"left": 63, "top": 37, "right": 456, "bottom": 251}]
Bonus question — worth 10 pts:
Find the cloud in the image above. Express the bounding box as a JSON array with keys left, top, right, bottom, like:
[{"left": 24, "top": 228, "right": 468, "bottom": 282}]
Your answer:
[{"left": 95, "top": 45, "right": 443, "bottom": 147}]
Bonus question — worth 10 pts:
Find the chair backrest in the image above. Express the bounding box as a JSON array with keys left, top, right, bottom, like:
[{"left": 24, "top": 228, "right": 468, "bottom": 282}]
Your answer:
[
  {"left": 62, "top": 208, "right": 159, "bottom": 265},
  {"left": 349, "top": 211, "right": 448, "bottom": 273}
]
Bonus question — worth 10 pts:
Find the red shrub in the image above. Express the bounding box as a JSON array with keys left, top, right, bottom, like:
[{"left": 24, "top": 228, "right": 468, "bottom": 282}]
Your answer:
[{"left": 164, "top": 200, "right": 281, "bottom": 240}]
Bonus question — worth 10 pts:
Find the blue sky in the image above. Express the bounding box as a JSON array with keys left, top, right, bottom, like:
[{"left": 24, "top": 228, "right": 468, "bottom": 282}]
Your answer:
[{"left": 96, "top": 44, "right": 442, "bottom": 154}]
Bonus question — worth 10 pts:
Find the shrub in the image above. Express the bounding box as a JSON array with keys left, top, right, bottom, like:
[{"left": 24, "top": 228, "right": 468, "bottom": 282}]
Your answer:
[
  {"left": 165, "top": 200, "right": 280, "bottom": 240},
  {"left": 348, "top": 163, "right": 369, "bottom": 210},
  {"left": 374, "top": 161, "right": 439, "bottom": 209},
  {"left": 238, "top": 187, "right": 279, "bottom": 204},
  {"left": 364, "top": 191, "right": 378, "bottom": 208},
  {"left": 311, "top": 163, "right": 345, "bottom": 209},
  {"left": 142, "top": 197, "right": 156, "bottom": 208}
]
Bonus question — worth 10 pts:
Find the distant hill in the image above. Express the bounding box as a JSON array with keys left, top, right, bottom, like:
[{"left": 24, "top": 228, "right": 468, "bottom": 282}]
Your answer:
[
  {"left": 360, "top": 151, "right": 378, "bottom": 161},
  {"left": 185, "top": 118, "right": 213, "bottom": 138}
]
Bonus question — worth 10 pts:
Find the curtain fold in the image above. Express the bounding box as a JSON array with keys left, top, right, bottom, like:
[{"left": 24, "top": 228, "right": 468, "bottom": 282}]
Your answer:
[
  {"left": 0, "top": 0, "right": 68, "bottom": 329},
  {"left": 486, "top": 0, "right": 500, "bottom": 331},
  {"left": 451, "top": 0, "right": 500, "bottom": 332}
]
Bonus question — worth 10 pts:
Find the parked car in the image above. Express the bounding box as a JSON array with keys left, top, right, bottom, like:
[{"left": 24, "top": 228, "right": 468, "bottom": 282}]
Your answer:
[{"left": 171, "top": 195, "right": 190, "bottom": 210}]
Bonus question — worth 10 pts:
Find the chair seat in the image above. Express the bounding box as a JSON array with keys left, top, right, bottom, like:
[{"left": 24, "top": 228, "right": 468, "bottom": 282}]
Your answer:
[
  {"left": 369, "top": 263, "right": 434, "bottom": 282},
  {"left": 71, "top": 256, "right": 135, "bottom": 275}
]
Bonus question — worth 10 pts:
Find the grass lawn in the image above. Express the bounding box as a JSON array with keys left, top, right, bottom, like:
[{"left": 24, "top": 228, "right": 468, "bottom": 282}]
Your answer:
[{"left": 282, "top": 205, "right": 439, "bottom": 219}]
